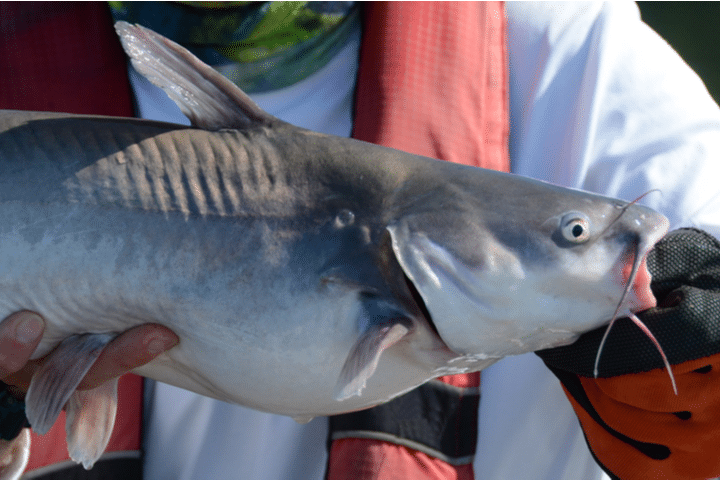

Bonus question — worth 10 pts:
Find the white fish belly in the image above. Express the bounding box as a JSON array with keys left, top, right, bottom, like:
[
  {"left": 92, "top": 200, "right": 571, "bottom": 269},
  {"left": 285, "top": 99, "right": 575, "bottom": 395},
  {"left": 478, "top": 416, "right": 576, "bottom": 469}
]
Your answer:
[
  {"left": 133, "top": 287, "right": 453, "bottom": 417},
  {"left": 0, "top": 201, "right": 446, "bottom": 417}
]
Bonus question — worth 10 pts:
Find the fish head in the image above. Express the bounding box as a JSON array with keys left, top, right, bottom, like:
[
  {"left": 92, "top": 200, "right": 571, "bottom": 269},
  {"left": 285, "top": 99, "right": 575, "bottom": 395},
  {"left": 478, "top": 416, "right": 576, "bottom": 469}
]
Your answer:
[{"left": 387, "top": 162, "right": 670, "bottom": 357}]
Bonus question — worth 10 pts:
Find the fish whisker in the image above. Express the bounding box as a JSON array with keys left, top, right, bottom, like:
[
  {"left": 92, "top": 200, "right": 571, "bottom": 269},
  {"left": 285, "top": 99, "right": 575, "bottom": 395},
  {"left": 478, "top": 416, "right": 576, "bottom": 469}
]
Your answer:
[
  {"left": 627, "top": 312, "right": 677, "bottom": 395},
  {"left": 596, "top": 189, "right": 661, "bottom": 240},
  {"left": 593, "top": 233, "right": 677, "bottom": 395}
]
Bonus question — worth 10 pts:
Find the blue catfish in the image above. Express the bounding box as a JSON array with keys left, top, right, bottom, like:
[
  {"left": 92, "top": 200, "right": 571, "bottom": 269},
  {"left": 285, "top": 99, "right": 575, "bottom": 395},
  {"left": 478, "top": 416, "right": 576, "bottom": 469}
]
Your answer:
[{"left": 0, "top": 22, "right": 668, "bottom": 477}]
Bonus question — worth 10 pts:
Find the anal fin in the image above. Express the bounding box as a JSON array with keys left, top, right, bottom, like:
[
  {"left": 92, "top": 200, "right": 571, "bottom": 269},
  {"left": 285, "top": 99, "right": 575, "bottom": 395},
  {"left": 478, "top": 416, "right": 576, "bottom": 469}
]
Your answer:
[
  {"left": 335, "top": 321, "right": 411, "bottom": 401},
  {"left": 66, "top": 378, "right": 119, "bottom": 469}
]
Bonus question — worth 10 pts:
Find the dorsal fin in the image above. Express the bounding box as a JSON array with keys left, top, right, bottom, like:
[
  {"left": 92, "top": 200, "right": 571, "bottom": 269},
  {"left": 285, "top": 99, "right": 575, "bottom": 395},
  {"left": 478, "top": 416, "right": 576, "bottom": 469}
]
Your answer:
[{"left": 114, "top": 21, "right": 275, "bottom": 130}]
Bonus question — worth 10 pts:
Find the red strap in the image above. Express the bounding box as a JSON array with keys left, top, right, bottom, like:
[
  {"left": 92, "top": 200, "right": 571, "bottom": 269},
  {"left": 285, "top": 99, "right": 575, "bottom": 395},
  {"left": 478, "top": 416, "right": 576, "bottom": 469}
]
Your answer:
[
  {"left": 352, "top": 1, "right": 509, "bottom": 170},
  {"left": 329, "top": 2, "right": 509, "bottom": 479},
  {"left": 0, "top": 3, "right": 141, "bottom": 473},
  {"left": 0, "top": 2, "right": 133, "bottom": 116},
  {"left": 328, "top": 439, "right": 475, "bottom": 480}
]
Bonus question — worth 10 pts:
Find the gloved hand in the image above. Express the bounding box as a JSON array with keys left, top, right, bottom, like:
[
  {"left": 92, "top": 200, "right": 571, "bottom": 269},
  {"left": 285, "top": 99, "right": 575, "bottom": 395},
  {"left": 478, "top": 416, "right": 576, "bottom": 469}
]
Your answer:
[{"left": 537, "top": 228, "right": 720, "bottom": 480}]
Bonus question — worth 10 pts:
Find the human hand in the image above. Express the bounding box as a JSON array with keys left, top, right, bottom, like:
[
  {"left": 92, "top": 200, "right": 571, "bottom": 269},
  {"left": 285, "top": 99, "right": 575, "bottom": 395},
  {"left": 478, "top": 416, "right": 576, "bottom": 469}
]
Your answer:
[
  {"left": 537, "top": 228, "right": 720, "bottom": 479},
  {"left": 0, "top": 311, "right": 179, "bottom": 399}
]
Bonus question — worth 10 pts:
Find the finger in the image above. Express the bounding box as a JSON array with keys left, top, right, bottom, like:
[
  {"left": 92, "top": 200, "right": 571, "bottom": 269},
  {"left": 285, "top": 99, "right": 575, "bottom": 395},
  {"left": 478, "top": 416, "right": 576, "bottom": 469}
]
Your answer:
[
  {"left": 77, "top": 324, "right": 179, "bottom": 390},
  {"left": 0, "top": 311, "right": 45, "bottom": 379}
]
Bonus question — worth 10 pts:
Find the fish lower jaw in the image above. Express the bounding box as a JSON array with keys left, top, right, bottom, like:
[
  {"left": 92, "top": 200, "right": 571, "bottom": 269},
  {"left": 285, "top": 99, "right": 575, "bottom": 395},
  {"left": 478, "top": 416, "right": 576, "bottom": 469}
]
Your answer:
[
  {"left": 501, "top": 330, "right": 584, "bottom": 354},
  {"left": 431, "top": 355, "right": 502, "bottom": 377},
  {"left": 440, "top": 325, "right": 582, "bottom": 359}
]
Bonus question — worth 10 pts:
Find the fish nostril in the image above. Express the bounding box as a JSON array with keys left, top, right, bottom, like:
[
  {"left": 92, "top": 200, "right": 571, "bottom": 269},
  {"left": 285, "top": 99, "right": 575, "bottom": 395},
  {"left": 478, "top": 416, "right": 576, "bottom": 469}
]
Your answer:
[{"left": 334, "top": 209, "right": 355, "bottom": 228}]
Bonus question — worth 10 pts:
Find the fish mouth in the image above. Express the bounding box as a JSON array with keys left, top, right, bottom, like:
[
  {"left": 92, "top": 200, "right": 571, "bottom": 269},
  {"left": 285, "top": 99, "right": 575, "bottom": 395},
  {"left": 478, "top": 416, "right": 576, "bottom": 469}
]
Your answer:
[
  {"left": 622, "top": 249, "right": 658, "bottom": 313},
  {"left": 619, "top": 201, "right": 671, "bottom": 314},
  {"left": 594, "top": 222, "right": 675, "bottom": 390},
  {"left": 619, "top": 215, "right": 670, "bottom": 315}
]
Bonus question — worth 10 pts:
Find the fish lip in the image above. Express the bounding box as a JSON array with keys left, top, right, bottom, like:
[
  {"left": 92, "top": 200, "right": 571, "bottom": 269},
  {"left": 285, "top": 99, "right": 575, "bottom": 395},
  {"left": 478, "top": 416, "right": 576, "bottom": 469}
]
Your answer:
[
  {"left": 626, "top": 253, "right": 657, "bottom": 312},
  {"left": 622, "top": 215, "right": 670, "bottom": 314}
]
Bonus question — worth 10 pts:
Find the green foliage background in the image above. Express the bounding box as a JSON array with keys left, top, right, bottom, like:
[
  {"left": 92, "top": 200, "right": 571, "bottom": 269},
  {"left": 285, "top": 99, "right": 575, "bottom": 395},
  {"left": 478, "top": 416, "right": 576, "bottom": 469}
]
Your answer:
[{"left": 638, "top": 2, "right": 720, "bottom": 105}]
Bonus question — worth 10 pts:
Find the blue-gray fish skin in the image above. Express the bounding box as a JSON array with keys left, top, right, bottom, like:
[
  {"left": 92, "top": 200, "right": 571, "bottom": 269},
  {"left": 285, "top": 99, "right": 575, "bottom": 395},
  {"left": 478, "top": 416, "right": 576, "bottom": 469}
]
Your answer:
[{"left": 0, "top": 22, "right": 668, "bottom": 479}]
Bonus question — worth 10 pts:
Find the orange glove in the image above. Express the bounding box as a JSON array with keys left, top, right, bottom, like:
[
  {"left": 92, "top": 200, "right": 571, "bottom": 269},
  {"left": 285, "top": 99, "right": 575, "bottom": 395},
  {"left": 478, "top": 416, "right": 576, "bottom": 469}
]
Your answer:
[{"left": 538, "top": 228, "right": 720, "bottom": 479}]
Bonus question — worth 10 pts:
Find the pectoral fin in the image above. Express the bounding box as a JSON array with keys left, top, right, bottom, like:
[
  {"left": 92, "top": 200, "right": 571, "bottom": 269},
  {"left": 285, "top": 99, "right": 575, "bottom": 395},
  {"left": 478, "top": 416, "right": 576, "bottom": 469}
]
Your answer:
[
  {"left": 335, "top": 321, "right": 411, "bottom": 401},
  {"left": 25, "top": 333, "right": 115, "bottom": 435}
]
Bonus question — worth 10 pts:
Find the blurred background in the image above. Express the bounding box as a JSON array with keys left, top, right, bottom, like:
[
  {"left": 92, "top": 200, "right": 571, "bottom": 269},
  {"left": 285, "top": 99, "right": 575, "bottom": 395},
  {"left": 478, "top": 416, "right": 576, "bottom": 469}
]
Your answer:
[{"left": 638, "top": 1, "right": 720, "bottom": 105}]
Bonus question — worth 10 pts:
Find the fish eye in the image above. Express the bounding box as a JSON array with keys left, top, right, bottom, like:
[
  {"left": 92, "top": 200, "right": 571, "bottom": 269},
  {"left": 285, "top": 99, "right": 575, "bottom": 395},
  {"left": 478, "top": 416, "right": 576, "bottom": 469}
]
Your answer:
[{"left": 560, "top": 212, "right": 591, "bottom": 243}]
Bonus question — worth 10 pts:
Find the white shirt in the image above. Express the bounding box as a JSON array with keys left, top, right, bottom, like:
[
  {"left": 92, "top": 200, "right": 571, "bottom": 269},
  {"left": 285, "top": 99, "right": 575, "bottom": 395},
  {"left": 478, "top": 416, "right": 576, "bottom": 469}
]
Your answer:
[{"left": 132, "top": 3, "right": 720, "bottom": 479}]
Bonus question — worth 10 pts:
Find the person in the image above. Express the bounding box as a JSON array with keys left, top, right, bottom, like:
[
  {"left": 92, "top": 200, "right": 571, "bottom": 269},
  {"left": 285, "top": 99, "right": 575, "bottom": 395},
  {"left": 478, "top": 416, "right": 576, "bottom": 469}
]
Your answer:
[{"left": 1, "top": 2, "right": 720, "bottom": 479}]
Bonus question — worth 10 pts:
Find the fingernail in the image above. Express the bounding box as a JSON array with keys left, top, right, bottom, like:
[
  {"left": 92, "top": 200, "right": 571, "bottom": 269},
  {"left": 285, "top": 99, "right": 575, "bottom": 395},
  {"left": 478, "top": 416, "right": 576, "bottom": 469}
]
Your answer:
[
  {"left": 146, "top": 334, "right": 177, "bottom": 356},
  {"left": 15, "top": 314, "right": 44, "bottom": 345}
]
